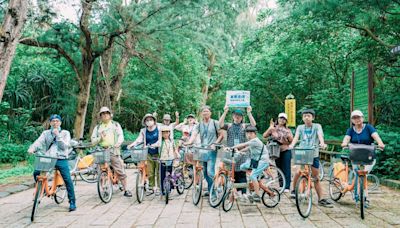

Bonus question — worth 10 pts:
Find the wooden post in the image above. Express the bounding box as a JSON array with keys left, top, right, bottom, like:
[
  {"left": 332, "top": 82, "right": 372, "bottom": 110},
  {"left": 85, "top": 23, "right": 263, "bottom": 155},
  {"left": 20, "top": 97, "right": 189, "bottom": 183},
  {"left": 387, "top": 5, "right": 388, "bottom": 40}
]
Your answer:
[{"left": 367, "top": 63, "right": 374, "bottom": 124}]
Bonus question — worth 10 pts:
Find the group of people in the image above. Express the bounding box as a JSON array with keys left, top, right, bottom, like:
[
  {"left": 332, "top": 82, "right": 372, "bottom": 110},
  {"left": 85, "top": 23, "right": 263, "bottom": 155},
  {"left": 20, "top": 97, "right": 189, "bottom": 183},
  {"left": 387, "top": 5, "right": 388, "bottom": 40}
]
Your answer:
[{"left": 28, "top": 103, "right": 385, "bottom": 212}]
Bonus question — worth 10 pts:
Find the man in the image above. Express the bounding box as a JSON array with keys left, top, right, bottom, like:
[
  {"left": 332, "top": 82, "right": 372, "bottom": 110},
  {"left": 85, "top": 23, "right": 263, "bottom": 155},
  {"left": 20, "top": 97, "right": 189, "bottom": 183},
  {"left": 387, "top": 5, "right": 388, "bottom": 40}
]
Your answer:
[
  {"left": 185, "top": 105, "right": 223, "bottom": 195},
  {"left": 91, "top": 107, "right": 132, "bottom": 197},
  {"left": 28, "top": 114, "right": 76, "bottom": 211}
]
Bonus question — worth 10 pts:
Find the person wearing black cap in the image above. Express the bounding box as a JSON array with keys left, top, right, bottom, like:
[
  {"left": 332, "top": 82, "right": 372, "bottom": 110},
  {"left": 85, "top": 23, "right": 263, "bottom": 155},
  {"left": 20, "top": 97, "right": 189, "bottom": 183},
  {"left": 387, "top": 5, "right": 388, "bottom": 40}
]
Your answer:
[
  {"left": 28, "top": 114, "right": 76, "bottom": 211},
  {"left": 289, "top": 109, "right": 333, "bottom": 208},
  {"left": 175, "top": 113, "right": 198, "bottom": 137},
  {"left": 233, "top": 125, "right": 270, "bottom": 202},
  {"left": 219, "top": 105, "right": 256, "bottom": 199}
]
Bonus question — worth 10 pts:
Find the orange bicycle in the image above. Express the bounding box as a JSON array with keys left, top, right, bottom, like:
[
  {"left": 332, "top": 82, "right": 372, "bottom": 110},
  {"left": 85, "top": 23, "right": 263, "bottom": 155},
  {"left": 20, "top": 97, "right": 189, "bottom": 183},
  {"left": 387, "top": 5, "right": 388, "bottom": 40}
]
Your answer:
[
  {"left": 92, "top": 147, "right": 122, "bottom": 203},
  {"left": 191, "top": 145, "right": 215, "bottom": 206},
  {"left": 130, "top": 146, "right": 150, "bottom": 203},
  {"left": 31, "top": 155, "right": 67, "bottom": 222}
]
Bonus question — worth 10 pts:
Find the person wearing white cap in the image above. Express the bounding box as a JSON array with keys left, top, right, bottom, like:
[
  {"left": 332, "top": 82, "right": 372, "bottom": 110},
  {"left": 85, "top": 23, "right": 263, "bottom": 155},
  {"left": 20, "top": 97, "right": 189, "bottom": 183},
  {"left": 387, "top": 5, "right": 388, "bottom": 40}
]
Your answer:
[
  {"left": 263, "top": 112, "right": 293, "bottom": 193},
  {"left": 341, "top": 110, "right": 385, "bottom": 207},
  {"left": 91, "top": 107, "right": 132, "bottom": 197}
]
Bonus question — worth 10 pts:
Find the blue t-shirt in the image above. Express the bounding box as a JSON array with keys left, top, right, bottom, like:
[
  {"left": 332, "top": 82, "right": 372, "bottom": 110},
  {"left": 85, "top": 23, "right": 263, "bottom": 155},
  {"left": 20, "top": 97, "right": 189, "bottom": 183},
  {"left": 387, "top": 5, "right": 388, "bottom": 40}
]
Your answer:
[
  {"left": 345, "top": 124, "right": 376, "bottom": 145},
  {"left": 146, "top": 127, "right": 159, "bottom": 155}
]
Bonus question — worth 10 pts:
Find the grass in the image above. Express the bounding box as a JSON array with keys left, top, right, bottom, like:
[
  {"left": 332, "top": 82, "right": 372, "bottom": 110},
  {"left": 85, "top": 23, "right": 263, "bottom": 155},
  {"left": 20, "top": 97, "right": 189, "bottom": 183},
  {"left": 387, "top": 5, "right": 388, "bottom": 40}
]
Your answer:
[{"left": 0, "top": 161, "right": 33, "bottom": 185}]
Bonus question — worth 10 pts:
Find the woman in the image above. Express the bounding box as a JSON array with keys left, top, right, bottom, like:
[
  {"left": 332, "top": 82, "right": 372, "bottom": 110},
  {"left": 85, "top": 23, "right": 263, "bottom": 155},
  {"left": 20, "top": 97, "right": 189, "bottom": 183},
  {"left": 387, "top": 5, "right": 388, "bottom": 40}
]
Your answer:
[{"left": 263, "top": 113, "right": 293, "bottom": 193}]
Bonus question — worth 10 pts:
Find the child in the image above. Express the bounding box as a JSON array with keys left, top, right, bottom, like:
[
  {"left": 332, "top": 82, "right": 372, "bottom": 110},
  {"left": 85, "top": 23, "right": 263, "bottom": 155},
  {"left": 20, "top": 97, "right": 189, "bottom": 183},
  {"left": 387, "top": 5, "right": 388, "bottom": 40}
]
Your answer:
[
  {"left": 233, "top": 125, "right": 270, "bottom": 202},
  {"left": 160, "top": 126, "right": 180, "bottom": 195},
  {"left": 288, "top": 109, "right": 333, "bottom": 208}
]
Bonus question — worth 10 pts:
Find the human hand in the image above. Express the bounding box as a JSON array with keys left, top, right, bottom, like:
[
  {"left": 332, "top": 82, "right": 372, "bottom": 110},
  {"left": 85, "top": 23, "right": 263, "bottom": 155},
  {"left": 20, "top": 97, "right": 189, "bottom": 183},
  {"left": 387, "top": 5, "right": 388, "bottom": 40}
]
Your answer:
[
  {"left": 247, "top": 106, "right": 252, "bottom": 114},
  {"left": 224, "top": 105, "right": 229, "bottom": 113},
  {"left": 28, "top": 148, "right": 35, "bottom": 154}
]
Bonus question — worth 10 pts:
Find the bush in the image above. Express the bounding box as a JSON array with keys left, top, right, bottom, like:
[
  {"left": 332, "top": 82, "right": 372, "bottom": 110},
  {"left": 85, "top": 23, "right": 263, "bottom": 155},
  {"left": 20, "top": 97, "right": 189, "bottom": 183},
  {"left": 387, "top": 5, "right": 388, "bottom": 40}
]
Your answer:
[
  {"left": 374, "top": 126, "right": 400, "bottom": 180},
  {"left": 0, "top": 143, "right": 30, "bottom": 164}
]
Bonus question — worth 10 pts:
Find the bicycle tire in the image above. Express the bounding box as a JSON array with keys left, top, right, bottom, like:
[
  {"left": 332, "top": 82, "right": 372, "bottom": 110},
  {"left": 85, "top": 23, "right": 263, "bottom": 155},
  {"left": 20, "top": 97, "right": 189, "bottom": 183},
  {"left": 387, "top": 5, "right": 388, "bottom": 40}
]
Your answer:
[
  {"left": 222, "top": 188, "right": 234, "bottom": 212},
  {"left": 176, "top": 174, "right": 185, "bottom": 195},
  {"left": 209, "top": 173, "right": 227, "bottom": 208},
  {"left": 367, "top": 174, "right": 379, "bottom": 192},
  {"left": 268, "top": 165, "right": 286, "bottom": 194},
  {"left": 262, "top": 188, "right": 280, "bottom": 208},
  {"left": 164, "top": 178, "right": 171, "bottom": 204},
  {"left": 54, "top": 185, "right": 67, "bottom": 204},
  {"left": 136, "top": 171, "right": 145, "bottom": 203},
  {"left": 31, "top": 181, "right": 42, "bottom": 222},
  {"left": 97, "top": 170, "right": 113, "bottom": 203},
  {"left": 360, "top": 175, "right": 365, "bottom": 220},
  {"left": 192, "top": 169, "right": 203, "bottom": 206},
  {"left": 328, "top": 168, "right": 343, "bottom": 201},
  {"left": 295, "top": 176, "right": 312, "bottom": 218},
  {"left": 319, "top": 161, "right": 325, "bottom": 181},
  {"left": 79, "top": 164, "right": 98, "bottom": 183},
  {"left": 184, "top": 165, "right": 194, "bottom": 189}
]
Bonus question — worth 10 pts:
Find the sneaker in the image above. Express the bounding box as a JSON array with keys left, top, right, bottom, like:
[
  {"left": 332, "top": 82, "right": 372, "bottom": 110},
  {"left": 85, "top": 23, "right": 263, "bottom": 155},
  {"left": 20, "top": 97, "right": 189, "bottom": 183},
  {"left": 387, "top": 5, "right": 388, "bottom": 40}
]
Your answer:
[
  {"left": 318, "top": 199, "right": 334, "bottom": 208},
  {"left": 284, "top": 189, "right": 290, "bottom": 193},
  {"left": 290, "top": 190, "right": 295, "bottom": 199},
  {"left": 69, "top": 202, "right": 77, "bottom": 212},
  {"left": 252, "top": 193, "right": 261, "bottom": 203},
  {"left": 146, "top": 188, "right": 154, "bottom": 196},
  {"left": 364, "top": 199, "right": 370, "bottom": 208},
  {"left": 124, "top": 190, "right": 133, "bottom": 197},
  {"left": 203, "top": 191, "right": 209, "bottom": 197}
]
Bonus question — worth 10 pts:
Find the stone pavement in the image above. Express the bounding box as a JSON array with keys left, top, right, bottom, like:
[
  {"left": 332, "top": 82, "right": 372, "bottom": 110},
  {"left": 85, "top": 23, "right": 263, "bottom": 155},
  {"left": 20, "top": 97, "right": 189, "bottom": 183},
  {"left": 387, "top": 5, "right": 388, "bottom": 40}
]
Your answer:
[{"left": 0, "top": 168, "right": 399, "bottom": 228}]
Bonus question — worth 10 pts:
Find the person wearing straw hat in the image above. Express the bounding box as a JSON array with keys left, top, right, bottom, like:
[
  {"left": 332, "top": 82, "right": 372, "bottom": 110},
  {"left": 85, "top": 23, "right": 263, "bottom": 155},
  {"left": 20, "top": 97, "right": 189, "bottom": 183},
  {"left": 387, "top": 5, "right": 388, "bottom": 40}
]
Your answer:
[
  {"left": 91, "top": 107, "right": 132, "bottom": 197},
  {"left": 263, "top": 113, "right": 293, "bottom": 193},
  {"left": 156, "top": 112, "right": 179, "bottom": 140},
  {"left": 28, "top": 114, "right": 76, "bottom": 212},
  {"left": 128, "top": 113, "right": 162, "bottom": 194}
]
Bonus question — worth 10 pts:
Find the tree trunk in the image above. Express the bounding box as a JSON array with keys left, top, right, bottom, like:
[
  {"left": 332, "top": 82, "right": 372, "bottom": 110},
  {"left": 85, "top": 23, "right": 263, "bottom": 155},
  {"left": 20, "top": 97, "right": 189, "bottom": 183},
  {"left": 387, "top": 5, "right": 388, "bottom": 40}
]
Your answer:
[
  {"left": 200, "top": 49, "right": 216, "bottom": 108},
  {"left": 0, "top": 0, "right": 28, "bottom": 102}
]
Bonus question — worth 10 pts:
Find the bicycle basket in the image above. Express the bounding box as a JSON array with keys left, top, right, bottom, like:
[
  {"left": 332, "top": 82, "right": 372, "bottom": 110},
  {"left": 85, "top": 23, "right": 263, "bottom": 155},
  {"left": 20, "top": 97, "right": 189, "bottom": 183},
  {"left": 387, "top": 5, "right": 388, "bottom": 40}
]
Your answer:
[
  {"left": 130, "top": 147, "right": 148, "bottom": 162},
  {"left": 193, "top": 147, "right": 212, "bottom": 162},
  {"left": 34, "top": 155, "right": 58, "bottom": 172},
  {"left": 267, "top": 141, "right": 280, "bottom": 159},
  {"left": 183, "top": 148, "right": 194, "bottom": 164},
  {"left": 292, "top": 147, "right": 314, "bottom": 165},
  {"left": 220, "top": 149, "right": 238, "bottom": 165},
  {"left": 92, "top": 149, "right": 111, "bottom": 164},
  {"left": 349, "top": 144, "right": 376, "bottom": 165}
]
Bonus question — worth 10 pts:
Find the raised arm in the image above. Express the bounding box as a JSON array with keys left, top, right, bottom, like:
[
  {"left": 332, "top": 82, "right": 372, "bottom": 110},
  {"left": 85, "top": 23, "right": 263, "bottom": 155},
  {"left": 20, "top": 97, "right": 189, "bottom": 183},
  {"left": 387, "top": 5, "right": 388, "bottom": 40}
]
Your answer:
[
  {"left": 247, "top": 106, "right": 256, "bottom": 126},
  {"left": 219, "top": 105, "right": 229, "bottom": 128}
]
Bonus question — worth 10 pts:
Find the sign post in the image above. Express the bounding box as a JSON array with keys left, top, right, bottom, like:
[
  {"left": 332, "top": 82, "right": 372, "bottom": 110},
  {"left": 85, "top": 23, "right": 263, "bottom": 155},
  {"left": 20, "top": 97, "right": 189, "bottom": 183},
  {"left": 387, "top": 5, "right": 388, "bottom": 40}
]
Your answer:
[
  {"left": 285, "top": 93, "right": 296, "bottom": 127},
  {"left": 351, "top": 63, "right": 374, "bottom": 124},
  {"left": 226, "top": 91, "right": 250, "bottom": 107}
]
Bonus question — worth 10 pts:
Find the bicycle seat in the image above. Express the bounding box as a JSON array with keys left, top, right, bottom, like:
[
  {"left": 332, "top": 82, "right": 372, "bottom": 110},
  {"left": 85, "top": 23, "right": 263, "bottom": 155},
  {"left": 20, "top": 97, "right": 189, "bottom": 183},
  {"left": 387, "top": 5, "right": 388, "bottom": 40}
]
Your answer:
[{"left": 340, "top": 155, "right": 350, "bottom": 163}]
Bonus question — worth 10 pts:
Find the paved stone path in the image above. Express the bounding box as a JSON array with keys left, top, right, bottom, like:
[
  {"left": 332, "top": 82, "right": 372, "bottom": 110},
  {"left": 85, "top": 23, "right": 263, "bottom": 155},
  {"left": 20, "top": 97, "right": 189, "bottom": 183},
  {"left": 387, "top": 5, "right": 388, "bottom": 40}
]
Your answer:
[{"left": 0, "top": 168, "right": 399, "bottom": 228}]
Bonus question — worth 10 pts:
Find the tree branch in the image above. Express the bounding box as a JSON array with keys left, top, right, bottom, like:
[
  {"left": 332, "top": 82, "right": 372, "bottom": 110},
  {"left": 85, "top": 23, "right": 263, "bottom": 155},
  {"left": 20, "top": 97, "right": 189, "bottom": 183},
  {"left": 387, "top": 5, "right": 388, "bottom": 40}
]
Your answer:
[
  {"left": 135, "top": 0, "right": 179, "bottom": 26},
  {"left": 80, "top": 0, "right": 94, "bottom": 52},
  {"left": 345, "top": 23, "right": 395, "bottom": 48}
]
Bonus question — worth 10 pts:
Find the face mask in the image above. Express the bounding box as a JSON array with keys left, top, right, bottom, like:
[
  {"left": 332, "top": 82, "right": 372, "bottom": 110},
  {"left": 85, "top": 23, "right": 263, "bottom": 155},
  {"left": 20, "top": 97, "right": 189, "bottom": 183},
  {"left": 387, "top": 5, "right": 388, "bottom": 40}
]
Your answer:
[{"left": 146, "top": 120, "right": 155, "bottom": 127}]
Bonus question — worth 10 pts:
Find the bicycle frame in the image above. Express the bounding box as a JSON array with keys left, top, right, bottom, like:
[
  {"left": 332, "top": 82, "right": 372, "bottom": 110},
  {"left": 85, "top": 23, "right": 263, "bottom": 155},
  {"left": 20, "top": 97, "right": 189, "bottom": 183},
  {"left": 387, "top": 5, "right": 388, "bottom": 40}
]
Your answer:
[
  {"left": 99, "top": 162, "right": 119, "bottom": 185},
  {"left": 34, "top": 170, "right": 64, "bottom": 198},
  {"left": 334, "top": 160, "right": 369, "bottom": 196}
]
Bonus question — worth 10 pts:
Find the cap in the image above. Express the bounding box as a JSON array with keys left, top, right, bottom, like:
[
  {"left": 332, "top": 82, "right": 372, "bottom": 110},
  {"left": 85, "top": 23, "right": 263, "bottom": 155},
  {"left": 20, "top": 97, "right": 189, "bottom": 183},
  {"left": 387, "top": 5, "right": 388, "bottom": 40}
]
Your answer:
[
  {"left": 163, "top": 114, "right": 172, "bottom": 120},
  {"left": 278, "top": 113, "right": 288, "bottom": 120},
  {"left": 301, "top": 109, "right": 315, "bottom": 116},
  {"left": 351, "top": 110, "right": 364, "bottom": 118},
  {"left": 142, "top": 113, "right": 157, "bottom": 126},
  {"left": 245, "top": 125, "right": 257, "bottom": 132},
  {"left": 187, "top": 114, "right": 195, "bottom": 119},
  {"left": 49, "top": 114, "right": 62, "bottom": 122},
  {"left": 232, "top": 109, "right": 244, "bottom": 116},
  {"left": 99, "top": 107, "right": 112, "bottom": 116}
]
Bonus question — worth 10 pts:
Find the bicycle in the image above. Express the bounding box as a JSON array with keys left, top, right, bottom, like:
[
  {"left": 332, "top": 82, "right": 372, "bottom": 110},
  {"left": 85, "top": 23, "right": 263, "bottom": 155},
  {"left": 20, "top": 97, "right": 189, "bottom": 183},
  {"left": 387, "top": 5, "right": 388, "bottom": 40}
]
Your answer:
[
  {"left": 69, "top": 141, "right": 98, "bottom": 184},
  {"left": 31, "top": 154, "right": 67, "bottom": 222},
  {"left": 93, "top": 147, "right": 122, "bottom": 203},
  {"left": 191, "top": 145, "right": 215, "bottom": 206},
  {"left": 222, "top": 146, "right": 280, "bottom": 212},
  {"left": 292, "top": 146, "right": 320, "bottom": 219},
  {"left": 209, "top": 143, "right": 229, "bottom": 208},
  {"left": 328, "top": 144, "right": 380, "bottom": 219},
  {"left": 130, "top": 146, "right": 154, "bottom": 203},
  {"left": 176, "top": 145, "right": 194, "bottom": 189},
  {"left": 265, "top": 139, "right": 286, "bottom": 194},
  {"left": 160, "top": 159, "right": 185, "bottom": 204}
]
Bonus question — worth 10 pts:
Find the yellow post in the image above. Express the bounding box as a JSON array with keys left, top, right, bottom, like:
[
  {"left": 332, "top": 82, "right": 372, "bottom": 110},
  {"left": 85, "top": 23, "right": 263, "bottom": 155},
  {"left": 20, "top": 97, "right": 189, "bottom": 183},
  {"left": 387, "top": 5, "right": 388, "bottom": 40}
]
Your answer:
[{"left": 285, "top": 94, "right": 296, "bottom": 127}]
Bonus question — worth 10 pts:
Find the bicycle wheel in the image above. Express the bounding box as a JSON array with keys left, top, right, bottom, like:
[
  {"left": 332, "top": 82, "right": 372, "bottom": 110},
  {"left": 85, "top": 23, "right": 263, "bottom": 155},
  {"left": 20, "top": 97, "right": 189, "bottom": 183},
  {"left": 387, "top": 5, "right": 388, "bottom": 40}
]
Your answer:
[
  {"left": 367, "top": 174, "right": 379, "bottom": 192},
  {"left": 31, "top": 181, "right": 42, "bottom": 222},
  {"left": 97, "top": 171, "right": 113, "bottom": 203},
  {"left": 295, "top": 176, "right": 312, "bottom": 219},
  {"left": 267, "top": 165, "right": 286, "bottom": 194},
  {"left": 79, "top": 164, "right": 98, "bottom": 183},
  {"left": 184, "top": 165, "right": 194, "bottom": 189},
  {"left": 360, "top": 175, "right": 365, "bottom": 220},
  {"left": 209, "top": 173, "right": 227, "bottom": 208},
  {"left": 136, "top": 171, "right": 145, "bottom": 203},
  {"left": 262, "top": 188, "right": 280, "bottom": 208},
  {"left": 176, "top": 174, "right": 185, "bottom": 195},
  {"left": 222, "top": 188, "right": 234, "bottom": 212},
  {"left": 192, "top": 169, "right": 203, "bottom": 205},
  {"left": 328, "top": 168, "right": 343, "bottom": 201},
  {"left": 164, "top": 178, "right": 171, "bottom": 204},
  {"left": 54, "top": 185, "right": 67, "bottom": 204}
]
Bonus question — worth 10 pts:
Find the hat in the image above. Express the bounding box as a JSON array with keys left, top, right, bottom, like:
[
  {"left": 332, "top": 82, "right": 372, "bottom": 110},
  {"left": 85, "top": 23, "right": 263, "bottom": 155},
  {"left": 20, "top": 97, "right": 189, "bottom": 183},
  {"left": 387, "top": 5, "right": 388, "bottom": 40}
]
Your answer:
[
  {"left": 161, "top": 126, "right": 171, "bottom": 132},
  {"left": 163, "top": 114, "right": 172, "bottom": 121},
  {"left": 142, "top": 113, "right": 157, "bottom": 126},
  {"left": 301, "top": 109, "right": 315, "bottom": 116},
  {"left": 232, "top": 109, "right": 244, "bottom": 116},
  {"left": 99, "top": 107, "right": 112, "bottom": 116},
  {"left": 351, "top": 110, "right": 364, "bottom": 118},
  {"left": 245, "top": 125, "right": 257, "bottom": 132},
  {"left": 49, "top": 114, "right": 62, "bottom": 122},
  {"left": 187, "top": 114, "right": 195, "bottom": 119},
  {"left": 278, "top": 113, "right": 288, "bottom": 120}
]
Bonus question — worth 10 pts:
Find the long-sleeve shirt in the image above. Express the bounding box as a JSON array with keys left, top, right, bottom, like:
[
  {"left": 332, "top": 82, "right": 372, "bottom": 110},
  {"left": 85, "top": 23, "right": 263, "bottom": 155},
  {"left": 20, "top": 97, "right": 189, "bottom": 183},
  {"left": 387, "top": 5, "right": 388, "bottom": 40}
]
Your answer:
[
  {"left": 29, "top": 129, "right": 71, "bottom": 159},
  {"left": 91, "top": 121, "right": 124, "bottom": 155}
]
